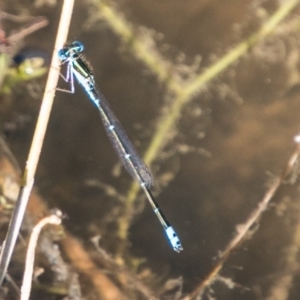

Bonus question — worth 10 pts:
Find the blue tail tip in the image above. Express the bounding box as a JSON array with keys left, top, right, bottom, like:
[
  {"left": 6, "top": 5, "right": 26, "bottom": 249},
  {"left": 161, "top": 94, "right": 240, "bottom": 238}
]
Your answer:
[{"left": 166, "top": 226, "right": 183, "bottom": 253}]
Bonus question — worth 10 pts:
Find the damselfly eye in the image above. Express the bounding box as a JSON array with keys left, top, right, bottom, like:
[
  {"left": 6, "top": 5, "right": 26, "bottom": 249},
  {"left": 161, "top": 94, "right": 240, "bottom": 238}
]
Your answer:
[
  {"left": 58, "top": 48, "right": 68, "bottom": 60},
  {"left": 72, "top": 41, "right": 84, "bottom": 53}
]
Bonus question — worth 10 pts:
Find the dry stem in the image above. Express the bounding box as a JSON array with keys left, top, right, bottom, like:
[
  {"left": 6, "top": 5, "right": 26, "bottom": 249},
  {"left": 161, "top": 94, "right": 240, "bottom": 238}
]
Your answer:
[{"left": 0, "top": 0, "right": 74, "bottom": 286}]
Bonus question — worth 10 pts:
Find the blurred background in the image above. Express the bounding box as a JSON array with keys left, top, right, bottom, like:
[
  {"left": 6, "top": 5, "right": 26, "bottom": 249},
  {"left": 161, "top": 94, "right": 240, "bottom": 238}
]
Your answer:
[{"left": 1, "top": 0, "right": 300, "bottom": 299}]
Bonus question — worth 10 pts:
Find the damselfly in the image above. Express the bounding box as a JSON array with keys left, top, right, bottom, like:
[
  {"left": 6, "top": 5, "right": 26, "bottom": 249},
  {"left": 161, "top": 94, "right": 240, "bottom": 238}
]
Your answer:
[{"left": 58, "top": 41, "right": 183, "bottom": 252}]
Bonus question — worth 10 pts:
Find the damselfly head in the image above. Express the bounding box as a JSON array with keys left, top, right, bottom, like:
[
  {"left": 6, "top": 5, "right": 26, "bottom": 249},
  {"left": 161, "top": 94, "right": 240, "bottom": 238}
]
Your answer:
[{"left": 58, "top": 41, "right": 84, "bottom": 61}]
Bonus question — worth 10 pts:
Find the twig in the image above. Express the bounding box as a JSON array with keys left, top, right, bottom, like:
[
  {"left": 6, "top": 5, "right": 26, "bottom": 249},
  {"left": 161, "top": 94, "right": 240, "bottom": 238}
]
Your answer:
[
  {"left": 20, "top": 214, "right": 62, "bottom": 300},
  {"left": 0, "top": 12, "right": 45, "bottom": 23},
  {"left": 7, "top": 17, "right": 49, "bottom": 44},
  {"left": 0, "top": 0, "right": 74, "bottom": 287},
  {"left": 182, "top": 135, "right": 300, "bottom": 300}
]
